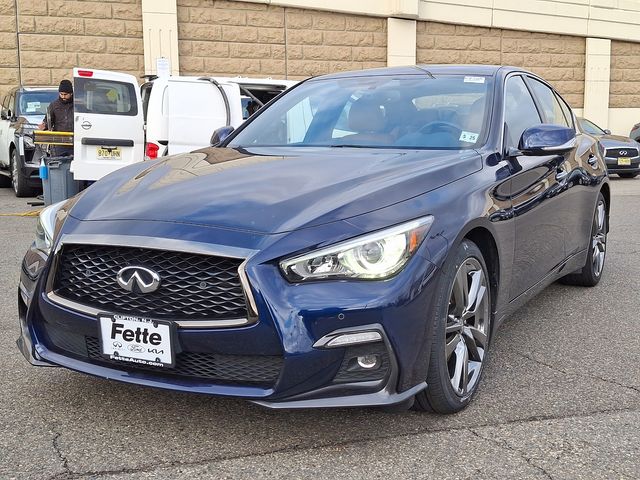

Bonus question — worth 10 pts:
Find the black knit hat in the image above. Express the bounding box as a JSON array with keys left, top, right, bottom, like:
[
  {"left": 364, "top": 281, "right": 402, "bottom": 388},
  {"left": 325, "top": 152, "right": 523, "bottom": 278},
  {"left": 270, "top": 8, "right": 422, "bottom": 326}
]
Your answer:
[{"left": 58, "top": 79, "right": 73, "bottom": 94}]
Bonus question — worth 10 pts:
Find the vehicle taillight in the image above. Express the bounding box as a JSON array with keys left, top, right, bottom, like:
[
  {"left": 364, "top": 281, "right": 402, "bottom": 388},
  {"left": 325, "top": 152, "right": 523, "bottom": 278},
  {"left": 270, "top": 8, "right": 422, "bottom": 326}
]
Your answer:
[{"left": 145, "top": 142, "right": 160, "bottom": 160}]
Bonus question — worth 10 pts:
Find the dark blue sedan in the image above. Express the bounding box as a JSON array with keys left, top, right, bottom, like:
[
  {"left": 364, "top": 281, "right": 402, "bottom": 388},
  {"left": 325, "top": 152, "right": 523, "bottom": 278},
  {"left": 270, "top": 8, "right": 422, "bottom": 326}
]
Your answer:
[{"left": 18, "top": 65, "right": 609, "bottom": 413}]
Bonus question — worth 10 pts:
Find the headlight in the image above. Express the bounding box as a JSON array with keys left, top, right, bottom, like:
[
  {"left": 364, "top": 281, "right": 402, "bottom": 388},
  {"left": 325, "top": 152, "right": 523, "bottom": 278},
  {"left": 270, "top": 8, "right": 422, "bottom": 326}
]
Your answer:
[
  {"left": 34, "top": 201, "right": 68, "bottom": 255},
  {"left": 280, "top": 216, "right": 434, "bottom": 282}
]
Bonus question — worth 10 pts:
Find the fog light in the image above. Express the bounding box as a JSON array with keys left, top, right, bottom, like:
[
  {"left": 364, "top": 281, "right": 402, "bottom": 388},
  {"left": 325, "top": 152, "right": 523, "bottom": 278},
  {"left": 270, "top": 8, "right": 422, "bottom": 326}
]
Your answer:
[{"left": 357, "top": 354, "right": 380, "bottom": 369}]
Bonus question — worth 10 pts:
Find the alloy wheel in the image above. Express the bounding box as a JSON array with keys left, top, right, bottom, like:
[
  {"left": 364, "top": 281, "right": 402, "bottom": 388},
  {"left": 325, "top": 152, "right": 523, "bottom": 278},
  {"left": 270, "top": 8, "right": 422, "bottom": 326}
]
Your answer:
[
  {"left": 445, "top": 258, "right": 490, "bottom": 397},
  {"left": 592, "top": 200, "right": 607, "bottom": 277},
  {"left": 11, "top": 156, "right": 18, "bottom": 195}
]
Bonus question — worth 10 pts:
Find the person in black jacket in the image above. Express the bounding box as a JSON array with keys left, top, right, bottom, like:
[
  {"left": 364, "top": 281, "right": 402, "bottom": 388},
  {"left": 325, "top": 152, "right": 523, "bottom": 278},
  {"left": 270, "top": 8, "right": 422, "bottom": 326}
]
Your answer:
[{"left": 38, "top": 79, "right": 74, "bottom": 156}]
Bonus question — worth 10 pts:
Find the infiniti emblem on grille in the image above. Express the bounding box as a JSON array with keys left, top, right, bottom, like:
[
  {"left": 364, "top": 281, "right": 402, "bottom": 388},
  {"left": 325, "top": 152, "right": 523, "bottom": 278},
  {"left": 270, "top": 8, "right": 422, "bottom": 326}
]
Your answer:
[
  {"left": 116, "top": 266, "right": 161, "bottom": 293},
  {"left": 620, "top": 150, "right": 628, "bottom": 156}
]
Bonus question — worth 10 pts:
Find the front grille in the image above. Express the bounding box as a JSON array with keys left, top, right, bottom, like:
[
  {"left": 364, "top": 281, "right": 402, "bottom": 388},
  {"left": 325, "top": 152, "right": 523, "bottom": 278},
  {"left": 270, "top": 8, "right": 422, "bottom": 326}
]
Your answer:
[
  {"left": 42, "top": 323, "right": 282, "bottom": 385},
  {"left": 53, "top": 244, "right": 248, "bottom": 320},
  {"left": 84, "top": 337, "right": 281, "bottom": 385},
  {"left": 605, "top": 147, "right": 639, "bottom": 158}
]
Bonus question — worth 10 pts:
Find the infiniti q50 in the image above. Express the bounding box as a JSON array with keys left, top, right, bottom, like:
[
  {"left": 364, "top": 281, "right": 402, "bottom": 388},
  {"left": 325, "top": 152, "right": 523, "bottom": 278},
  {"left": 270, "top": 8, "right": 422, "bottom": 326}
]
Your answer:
[{"left": 18, "top": 65, "right": 609, "bottom": 413}]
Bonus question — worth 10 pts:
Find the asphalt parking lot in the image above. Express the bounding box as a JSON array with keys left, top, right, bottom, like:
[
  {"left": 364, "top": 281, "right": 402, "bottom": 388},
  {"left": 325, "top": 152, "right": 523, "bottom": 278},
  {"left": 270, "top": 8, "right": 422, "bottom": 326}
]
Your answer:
[{"left": 1, "top": 180, "right": 639, "bottom": 480}]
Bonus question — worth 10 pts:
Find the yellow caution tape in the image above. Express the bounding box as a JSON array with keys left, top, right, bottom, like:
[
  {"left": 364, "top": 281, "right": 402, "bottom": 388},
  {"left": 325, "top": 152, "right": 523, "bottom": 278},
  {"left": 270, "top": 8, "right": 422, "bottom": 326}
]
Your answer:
[{"left": 0, "top": 209, "right": 42, "bottom": 217}]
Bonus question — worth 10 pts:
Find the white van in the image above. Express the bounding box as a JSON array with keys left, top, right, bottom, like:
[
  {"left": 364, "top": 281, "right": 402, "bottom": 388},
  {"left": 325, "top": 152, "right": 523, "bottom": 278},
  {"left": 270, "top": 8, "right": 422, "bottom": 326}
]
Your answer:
[{"left": 71, "top": 68, "right": 296, "bottom": 181}]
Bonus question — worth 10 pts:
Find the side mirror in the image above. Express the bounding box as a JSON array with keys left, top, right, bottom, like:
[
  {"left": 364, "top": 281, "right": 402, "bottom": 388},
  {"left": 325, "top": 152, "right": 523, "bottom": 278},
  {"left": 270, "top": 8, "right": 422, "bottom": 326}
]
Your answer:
[
  {"left": 604, "top": 129, "right": 611, "bottom": 135},
  {"left": 518, "top": 124, "right": 576, "bottom": 156},
  {"left": 210, "top": 126, "right": 235, "bottom": 147}
]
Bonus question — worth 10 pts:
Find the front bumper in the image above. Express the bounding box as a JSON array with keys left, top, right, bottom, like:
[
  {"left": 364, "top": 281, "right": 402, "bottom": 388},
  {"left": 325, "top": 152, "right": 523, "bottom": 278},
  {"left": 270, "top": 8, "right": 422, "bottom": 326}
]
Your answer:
[
  {"left": 17, "top": 225, "right": 439, "bottom": 408},
  {"left": 605, "top": 157, "right": 640, "bottom": 174}
]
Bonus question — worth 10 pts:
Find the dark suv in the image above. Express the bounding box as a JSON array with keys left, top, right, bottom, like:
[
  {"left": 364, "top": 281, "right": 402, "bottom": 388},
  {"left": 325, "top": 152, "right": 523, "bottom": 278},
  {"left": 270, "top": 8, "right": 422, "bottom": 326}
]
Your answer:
[{"left": 0, "top": 86, "right": 58, "bottom": 196}]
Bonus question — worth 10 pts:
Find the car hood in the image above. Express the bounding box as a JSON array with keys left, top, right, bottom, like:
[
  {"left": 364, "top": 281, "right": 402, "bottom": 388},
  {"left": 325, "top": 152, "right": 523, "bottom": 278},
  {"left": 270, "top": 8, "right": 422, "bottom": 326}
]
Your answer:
[
  {"left": 70, "top": 147, "right": 481, "bottom": 234},
  {"left": 598, "top": 135, "right": 639, "bottom": 149}
]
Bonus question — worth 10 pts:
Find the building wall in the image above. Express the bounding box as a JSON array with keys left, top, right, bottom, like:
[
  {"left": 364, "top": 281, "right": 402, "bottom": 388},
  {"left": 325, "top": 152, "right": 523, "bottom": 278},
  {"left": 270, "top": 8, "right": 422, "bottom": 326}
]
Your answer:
[
  {"left": 610, "top": 40, "right": 640, "bottom": 109},
  {"left": 0, "top": 0, "right": 144, "bottom": 99},
  {"left": 177, "top": 0, "right": 386, "bottom": 80},
  {"left": 417, "top": 22, "right": 586, "bottom": 108}
]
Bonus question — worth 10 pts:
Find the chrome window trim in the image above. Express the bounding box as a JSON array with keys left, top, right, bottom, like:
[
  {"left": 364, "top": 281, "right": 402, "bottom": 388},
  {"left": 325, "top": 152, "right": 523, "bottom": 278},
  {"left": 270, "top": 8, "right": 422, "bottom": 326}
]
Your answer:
[{"left": 46, "top": 234, "right": 260, "bottom": 329}]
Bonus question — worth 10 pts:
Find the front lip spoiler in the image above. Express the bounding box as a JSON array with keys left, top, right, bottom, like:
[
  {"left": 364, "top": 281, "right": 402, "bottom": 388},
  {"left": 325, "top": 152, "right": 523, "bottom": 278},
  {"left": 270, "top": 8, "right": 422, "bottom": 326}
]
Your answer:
[{"left": 252, "top": 381, "right": 426, "bottom": 409}]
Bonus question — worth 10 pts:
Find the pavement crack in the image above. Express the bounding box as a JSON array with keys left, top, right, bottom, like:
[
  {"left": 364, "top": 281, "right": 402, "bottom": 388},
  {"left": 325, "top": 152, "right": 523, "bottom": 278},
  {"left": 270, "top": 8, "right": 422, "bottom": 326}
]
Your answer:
[
  {"left": 517, "top": 352, "right": 640, "bottom": 395},
  {"left": 46, "top": 407, "right": 640, "bottom": 479},
  {"left": 470, "top": 429, "right": 554, "bottom": 479},
  {"left": 49, "top": 429, "right": 71, "bottom": 479}
]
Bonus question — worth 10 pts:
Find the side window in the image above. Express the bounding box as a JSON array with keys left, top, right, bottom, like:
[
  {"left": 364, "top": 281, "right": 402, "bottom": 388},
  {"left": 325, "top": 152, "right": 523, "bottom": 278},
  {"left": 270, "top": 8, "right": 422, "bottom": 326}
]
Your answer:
[
  {"left": 8, "top": 93, "right": 15, "bottom": 114},
  {"left": 554, "top": 91, "right": 575, "bottom": 129},
  {"left": 504, "top": 76, "right": 541, "bottom": 148},
  {"left": 74, "top": 78, "right": 138, "bottom": 116},
  {"left": 527, "top": 78, "right": 569, "bottom": 127}
]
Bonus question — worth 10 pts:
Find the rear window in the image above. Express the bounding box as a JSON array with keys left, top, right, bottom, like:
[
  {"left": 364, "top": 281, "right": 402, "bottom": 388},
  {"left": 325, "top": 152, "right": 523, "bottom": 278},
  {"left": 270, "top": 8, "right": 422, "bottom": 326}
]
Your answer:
[{"left": 74, "top": 78, "right": 138, "bottom": 116}]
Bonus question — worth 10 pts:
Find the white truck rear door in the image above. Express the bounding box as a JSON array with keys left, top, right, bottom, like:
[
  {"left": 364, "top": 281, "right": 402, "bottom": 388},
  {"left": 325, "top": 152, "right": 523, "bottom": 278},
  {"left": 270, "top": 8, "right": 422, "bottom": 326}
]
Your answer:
[
  {"left": 72, "top": 68, "right": 144, "bottom": 181},
  {"left": 167, "top": 78, "right": 242, "bottom": 155}
]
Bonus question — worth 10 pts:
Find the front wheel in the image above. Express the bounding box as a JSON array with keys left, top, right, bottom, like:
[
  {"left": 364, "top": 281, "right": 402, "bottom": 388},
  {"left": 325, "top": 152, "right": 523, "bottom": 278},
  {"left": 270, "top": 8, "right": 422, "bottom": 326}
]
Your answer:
[
  {"left": 11, "top": 149, "right": 36, "bottom": 197},
  {"left": 560, "top": 193, "right": 607, "bottom": 287},
  {"left": 414, "top": 239, "right": 491, "bottom": 414}
]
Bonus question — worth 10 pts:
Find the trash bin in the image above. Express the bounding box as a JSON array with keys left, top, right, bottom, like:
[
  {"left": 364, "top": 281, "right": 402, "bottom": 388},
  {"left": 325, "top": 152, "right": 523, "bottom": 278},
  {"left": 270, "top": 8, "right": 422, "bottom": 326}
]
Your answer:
[{"left": 42, "top": 155, "right": 80, "bottom": 206}]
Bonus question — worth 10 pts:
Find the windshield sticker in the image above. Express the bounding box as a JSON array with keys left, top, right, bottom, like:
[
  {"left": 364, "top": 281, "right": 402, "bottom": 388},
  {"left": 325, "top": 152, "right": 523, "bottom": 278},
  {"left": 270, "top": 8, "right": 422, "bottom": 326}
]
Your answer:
[
  {"left": 460, "top": 131, "right": 479, "bottom": 143},
  {"left": 26, "top": 101, "right": 41, "bottom": 112},
  {"left": 463, "top": 76, "right": 485, "bottom": 84}
]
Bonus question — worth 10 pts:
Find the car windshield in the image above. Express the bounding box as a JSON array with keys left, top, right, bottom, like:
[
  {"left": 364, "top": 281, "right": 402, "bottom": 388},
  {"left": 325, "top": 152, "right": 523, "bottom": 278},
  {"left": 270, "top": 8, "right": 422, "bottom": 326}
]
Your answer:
[
  {"left": 228, "top": 74, "right": 492, "bottom": 150},
  {"left": 17, "top": 91, "right": 58, "bottom": 116}
]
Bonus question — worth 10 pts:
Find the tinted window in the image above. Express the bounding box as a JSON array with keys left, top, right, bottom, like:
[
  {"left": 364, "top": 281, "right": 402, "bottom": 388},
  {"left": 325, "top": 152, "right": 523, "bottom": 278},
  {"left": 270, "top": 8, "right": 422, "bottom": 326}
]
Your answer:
[
  {"left": 229, "top": 75, "right": 492, "bottom": 149},
  {"left": 527, "top": 78, "right": 568, "bottom": 127},
  {"left": 579, "top": 118, "right": 605, "bottom": 136},
  {"left": 504, "top": 76, "right": 541, "bottom": 148},
  {"left": 554, "top": 91, "right": 574, "bottom": 129},
  {"left": 74, "top": 78, "right": 138, "bottom": 116},
  {"left": 17, "top": 91, "right": 58, "bottom": 115}
]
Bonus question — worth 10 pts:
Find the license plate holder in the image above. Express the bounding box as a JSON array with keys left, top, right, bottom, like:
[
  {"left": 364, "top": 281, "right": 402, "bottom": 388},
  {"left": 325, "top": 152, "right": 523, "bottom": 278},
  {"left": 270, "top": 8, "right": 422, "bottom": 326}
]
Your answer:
[
  {"left": 97, "top": 146, "right": 121, "bottom": 160},
  {"left": 618, "top": 157, "right": 631, "bottom": 166},
  {"left": 98, "top": 314, "right": 175, "bottom": 367}
]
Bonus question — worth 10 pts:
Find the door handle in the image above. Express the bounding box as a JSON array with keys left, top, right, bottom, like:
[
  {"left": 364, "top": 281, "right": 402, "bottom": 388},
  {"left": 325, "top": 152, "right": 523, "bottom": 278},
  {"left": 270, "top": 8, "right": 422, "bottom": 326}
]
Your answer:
[
  {"left": 587, "top": 154, "right": 598, "bottom": 167},
  {"left": 556, "top": 169, "right": 569, "bottom": 182}
]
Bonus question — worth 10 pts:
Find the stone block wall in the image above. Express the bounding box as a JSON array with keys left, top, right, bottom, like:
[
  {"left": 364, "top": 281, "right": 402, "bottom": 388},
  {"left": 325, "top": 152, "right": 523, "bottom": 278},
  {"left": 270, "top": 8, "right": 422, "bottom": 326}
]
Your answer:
[
  {"left": 610, "top": 40, "right": 640, "bottom": 108},
  {"left": 1, "top": 0, "right": 143, "bottom": 100},
  {"left": 417, "top": 22, "right": 586, "bottom": 108},
  {"left": 177, "top": 0, "right": 386, "bottom": 79}
]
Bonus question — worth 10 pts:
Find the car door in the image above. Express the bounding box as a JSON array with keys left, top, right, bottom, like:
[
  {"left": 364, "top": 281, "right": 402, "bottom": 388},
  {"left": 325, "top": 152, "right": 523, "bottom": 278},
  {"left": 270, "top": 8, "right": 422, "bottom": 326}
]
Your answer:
[
  {"left": 503, "top": 75, "right": 567, "bottom": 300},
  {"left": 72, "top": 68, "right": 144, "bottom": 181},
  {"left": 525, "top": 76, "right": 599, "bottom": 258},
  {"left": 167, "top": 77, "right": 242, "bottom": 155},
  {"left": 0, "top": 90, "right": 15, "bottom": 166}
]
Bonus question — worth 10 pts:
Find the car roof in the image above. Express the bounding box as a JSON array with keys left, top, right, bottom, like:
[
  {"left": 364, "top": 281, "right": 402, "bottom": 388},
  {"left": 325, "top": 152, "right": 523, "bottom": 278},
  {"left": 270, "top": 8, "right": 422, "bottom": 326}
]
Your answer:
[
  {"left": 313, "top": 64, "right": 531, "bottom": 80},
  {"left": 17, "top": 86, "right": 58, "bottom": 92}
]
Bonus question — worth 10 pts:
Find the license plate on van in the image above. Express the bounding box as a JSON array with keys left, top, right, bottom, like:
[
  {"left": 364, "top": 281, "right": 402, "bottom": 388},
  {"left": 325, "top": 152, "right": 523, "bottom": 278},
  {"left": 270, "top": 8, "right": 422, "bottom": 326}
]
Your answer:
[{"left": 97, "top": 147, "right": 121, "bottom": 160}]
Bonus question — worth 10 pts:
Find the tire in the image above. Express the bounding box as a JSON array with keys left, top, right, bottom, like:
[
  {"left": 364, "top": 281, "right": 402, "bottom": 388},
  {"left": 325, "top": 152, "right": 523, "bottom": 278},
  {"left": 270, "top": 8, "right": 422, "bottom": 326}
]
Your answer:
[
  {"left": 618, "top": 173, "right": 638, "bottom": 179},
  {"left": 560, "top": 193, "right": 607, "bottom": 287},
  {"left": 414, "top": 239, "right": 492, "bottom": 414},
  {"left": 10, "top": 148, "right": 36, "bottom": 197}
]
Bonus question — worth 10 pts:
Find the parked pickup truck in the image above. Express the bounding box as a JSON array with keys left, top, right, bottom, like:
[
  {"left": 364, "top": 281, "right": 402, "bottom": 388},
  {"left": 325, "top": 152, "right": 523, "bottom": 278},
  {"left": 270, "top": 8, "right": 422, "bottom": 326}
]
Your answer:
[
  {"left": 71, "top": 68, "right": 297, "bottom": 181},
  {"left": 0, "top": 86, "right": 58, "bottom": 196}
]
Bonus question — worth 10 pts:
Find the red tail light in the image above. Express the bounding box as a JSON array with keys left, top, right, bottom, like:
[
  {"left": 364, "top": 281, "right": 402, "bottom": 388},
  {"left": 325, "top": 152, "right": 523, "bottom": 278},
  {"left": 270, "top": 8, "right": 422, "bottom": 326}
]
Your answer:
[
  {"left": 77, "top": 70, "right": 93, "bottom": 77},
  {"left": 145, "top": 142, "right": 160, "bottom": 160}
]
